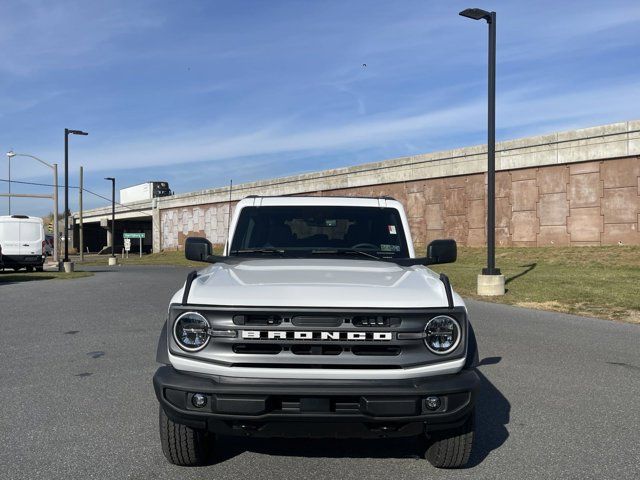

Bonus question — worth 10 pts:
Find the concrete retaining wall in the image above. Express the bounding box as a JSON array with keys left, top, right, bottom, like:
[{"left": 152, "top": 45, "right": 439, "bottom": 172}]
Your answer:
[{"left": 150, "top": 120, "right": 640, "bottom": 250}]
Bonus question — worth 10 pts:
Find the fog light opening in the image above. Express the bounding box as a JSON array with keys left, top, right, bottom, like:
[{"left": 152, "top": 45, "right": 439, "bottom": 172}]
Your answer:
[
  {"left": 424, "top": 396, "right": 441, "bottom": 411},
  {"left": 192, "top": 393, "right": 208, "bottom": 408}
]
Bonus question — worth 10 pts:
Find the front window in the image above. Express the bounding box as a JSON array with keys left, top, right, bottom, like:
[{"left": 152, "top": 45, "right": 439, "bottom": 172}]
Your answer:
[{"left": 230, "top": 205, "right": 409, "bottom": 259}]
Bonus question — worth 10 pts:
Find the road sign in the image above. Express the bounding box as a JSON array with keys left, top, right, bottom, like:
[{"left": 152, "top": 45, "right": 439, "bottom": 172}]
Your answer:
[
  {"left": 48, "top": 223, "right": 53, "bottom": 233},
  {"left": 124, "top": 238, "right": 131, "bottom": 252},
  {"left": 123, "top": 232, "right": 145, "bottom": 239}
]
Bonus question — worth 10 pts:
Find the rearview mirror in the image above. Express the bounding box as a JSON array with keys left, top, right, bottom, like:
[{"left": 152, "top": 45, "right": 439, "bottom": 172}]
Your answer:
[
  {"left": 185, "top": 237, "right": 212, "bottom": 262},
  {"left": 426, "top": 239, "right": 457, "bottom": 264}
]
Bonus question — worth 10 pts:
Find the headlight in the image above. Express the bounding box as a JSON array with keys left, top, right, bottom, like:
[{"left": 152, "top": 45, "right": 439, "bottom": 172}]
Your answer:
[
  {"left": 173, "top": 312, "right": 210, "bottom": 352},
  {"left": 424, "top": 315, "right": 461, "bottom": 354}
]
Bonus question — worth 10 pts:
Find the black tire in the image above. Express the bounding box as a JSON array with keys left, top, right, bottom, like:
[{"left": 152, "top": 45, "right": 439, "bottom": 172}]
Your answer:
[
  {"left": 13, "top": 267, "right": 22, "bottom": 272},
  {"left": 26, "top": 266, "right": 34, "bottom": 272},
  {"left": 425, "top": 410, "right": 475, "bottom": 468},
  {"left": 159, "top": 407, "right": 213, "bottom": 466},
  {"left": 36, "top": 266, "right": 44, "bottom": 272}
]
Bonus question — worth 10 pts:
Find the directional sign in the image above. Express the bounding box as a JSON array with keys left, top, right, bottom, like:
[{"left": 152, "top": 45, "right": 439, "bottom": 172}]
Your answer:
[{"left": 123, "top": 232, "right": 145, "bottom": 239}]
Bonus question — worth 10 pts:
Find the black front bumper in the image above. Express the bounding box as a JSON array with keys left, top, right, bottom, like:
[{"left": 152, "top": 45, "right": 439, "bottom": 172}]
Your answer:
[{"left": 153, "top": 366, "right": 479, "bottom": 438}]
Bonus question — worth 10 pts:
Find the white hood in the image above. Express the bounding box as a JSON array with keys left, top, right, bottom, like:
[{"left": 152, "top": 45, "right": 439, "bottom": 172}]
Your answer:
[{"left": 173, "top": 259, "right": 463, "bottom": 309}]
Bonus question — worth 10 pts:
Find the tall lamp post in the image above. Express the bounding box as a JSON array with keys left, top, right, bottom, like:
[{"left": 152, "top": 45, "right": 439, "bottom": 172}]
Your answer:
[
  {"left": 63, "top": 128, "right": 88, "bottom": 271},
  {"left": 460, "top": 8, "right": 504, "bottom": 296},
  {"left": 6, "top": 151, "right": 60, "bottom": 263},
  {"left": 104, "top": 177, "right": 117, "bottom": 266}
]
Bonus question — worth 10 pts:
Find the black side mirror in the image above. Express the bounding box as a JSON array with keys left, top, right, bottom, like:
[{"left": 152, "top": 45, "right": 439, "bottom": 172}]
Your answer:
[
  {"left": 426, "top": 239, "right": 457, "bottom": 264},
  {"left": 185, "top": 237, "right": 212, "bottom": 262}
]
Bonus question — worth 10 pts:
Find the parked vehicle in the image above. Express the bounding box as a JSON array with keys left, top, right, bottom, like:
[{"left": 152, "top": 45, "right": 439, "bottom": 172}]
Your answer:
[
  {"left": 44, "top": 233, "right": 54, "bottom": 256},
  {"left": 0, "top": 215, "right": 46, "bottom": 272},
  {"left": 154, "top": 196, "right": 479, "bottom": 469},
  {"left": 120, "top": 181, "right": 172, "bottom": 204}
]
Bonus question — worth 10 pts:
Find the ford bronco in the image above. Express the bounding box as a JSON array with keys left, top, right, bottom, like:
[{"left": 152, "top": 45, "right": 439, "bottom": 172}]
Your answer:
[{"left": 153, "top": 195, "right": 479, "bottom": 468}]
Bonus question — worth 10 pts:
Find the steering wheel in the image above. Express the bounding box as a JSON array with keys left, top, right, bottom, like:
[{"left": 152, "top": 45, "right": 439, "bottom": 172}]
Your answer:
[{"left": 351, "top": 243, "right": 378, "bottom": 250}]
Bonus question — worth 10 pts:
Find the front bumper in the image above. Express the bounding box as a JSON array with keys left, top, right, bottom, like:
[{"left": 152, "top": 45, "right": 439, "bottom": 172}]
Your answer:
[{"left": 153, "top": 365, "right": 479, "bottom": 438}]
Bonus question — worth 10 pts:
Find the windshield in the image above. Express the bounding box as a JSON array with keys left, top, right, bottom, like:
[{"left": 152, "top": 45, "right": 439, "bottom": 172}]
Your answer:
[{"left": 230, "top": 205, "right": 410, "bottom": 258}]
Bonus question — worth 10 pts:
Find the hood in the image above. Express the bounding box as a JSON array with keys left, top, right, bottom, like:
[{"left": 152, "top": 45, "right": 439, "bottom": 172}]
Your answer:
[{"left": 175, "top": 258, "right": 462, "bottom": 309}]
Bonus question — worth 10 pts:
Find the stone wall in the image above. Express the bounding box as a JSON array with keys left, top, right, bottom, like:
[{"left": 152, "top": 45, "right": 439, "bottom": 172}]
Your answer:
[
  {"left": 157, "top": 155, "right": 640, "bottom": 250},
  {"left": 160, "top": 203, "right": 235, "bottom": 250}
]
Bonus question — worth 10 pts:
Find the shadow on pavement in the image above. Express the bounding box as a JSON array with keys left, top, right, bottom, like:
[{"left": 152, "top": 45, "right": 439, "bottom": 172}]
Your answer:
[
  {"left": 213, "top": 365, "right": 510, "bottom": 468},
  {"left": 0, "top": 273, "right": 58, "bottom": 284},
  {"left": 466, "top": 368, "right": 510, "bottom": 467}
]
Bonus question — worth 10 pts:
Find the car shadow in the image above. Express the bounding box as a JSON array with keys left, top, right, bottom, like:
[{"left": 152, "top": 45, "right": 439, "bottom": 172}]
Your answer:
[{"left": 212, "top": 363, "right": 510, "bottom": 468}]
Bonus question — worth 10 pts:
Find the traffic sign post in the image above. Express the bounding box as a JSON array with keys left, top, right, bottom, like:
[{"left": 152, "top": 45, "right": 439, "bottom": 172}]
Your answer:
[
  {"left": 123, "top": 232, "right": 145, "bottom": 258},
  {"left": 123, "top": 238, "right": 131, "bottom": 258}
]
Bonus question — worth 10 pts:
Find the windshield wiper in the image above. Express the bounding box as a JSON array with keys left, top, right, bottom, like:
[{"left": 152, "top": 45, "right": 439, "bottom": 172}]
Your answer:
[
  {"left": 311, "top": 249, "right": 381, "bottom": 260},
  {"left": 231, "top": 248, "right": 285, "bottom": 255}
]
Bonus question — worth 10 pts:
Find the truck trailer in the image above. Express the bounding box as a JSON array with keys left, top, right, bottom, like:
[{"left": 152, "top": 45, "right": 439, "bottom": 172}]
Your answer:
[{"left": 119, "top": 181, "right": 172, "bottom": 204}]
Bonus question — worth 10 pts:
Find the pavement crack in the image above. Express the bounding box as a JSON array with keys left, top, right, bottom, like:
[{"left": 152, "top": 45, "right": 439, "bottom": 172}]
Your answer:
[{"left": 87, "top": 351, "right": 105, "bottom": 359}]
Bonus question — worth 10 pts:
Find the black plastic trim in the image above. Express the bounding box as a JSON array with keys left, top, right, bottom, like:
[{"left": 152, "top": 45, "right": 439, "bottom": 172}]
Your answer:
[
  {"left": 439, "top": 273, "right": 454, "bottom": 309},
  {"left": 181, "top": 270, "right": 198, "bottom": 305},
  {"left": 156, "top": 322, "right": 169, "bottom": 364}
]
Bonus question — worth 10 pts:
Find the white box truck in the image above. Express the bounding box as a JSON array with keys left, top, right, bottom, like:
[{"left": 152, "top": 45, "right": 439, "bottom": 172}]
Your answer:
[{"left": 120, "top": 182, "right": 172, "bottom": 204}]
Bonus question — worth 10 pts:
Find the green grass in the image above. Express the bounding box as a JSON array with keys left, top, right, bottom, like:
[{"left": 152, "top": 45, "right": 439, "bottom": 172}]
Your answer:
[
  {"left": 432, "top": 246, "right": 640, "bottom": 322},
  {"left": 79, "top": 249, "right": 216, "bottom": 268},
  {"left": 0, "top": 271, "right": 93, "bottom": 283}
]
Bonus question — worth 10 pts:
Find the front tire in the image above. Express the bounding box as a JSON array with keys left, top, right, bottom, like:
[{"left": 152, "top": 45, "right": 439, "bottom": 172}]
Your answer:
[
  {"left": 424, "top": 410, "right": 475, "bottom": 468},
  {"left": 159, "top": 407, "right": 213, "bottom": 466}
]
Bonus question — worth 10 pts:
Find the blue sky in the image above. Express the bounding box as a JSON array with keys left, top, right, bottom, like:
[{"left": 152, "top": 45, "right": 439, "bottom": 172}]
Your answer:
[{"left": 1, "top": 0, "right": 639, "bottom": 215}]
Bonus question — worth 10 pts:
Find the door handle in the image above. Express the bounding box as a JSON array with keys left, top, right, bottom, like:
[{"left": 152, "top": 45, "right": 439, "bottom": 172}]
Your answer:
[{"left": 22, "top": 244, "right": 30, "bottom": 246}]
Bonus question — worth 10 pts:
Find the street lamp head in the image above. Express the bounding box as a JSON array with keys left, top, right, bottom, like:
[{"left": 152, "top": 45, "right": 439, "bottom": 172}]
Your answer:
[
  {"left": 459, "top": 8, "right": 493, "bottom": 22},
  {"left": 104, "top": 177, "right": 115, "bottom": 181},
  {"left": 6, "top": 150, "right": 16, "bottom": 158},
  {"left": 68, "top": 129, "right": 89, "bottom": 136}
]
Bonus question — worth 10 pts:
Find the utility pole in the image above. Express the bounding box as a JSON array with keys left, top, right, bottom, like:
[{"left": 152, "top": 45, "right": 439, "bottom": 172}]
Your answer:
[{"left": 79, "top": 166, "right": 84, "bottom": 262}]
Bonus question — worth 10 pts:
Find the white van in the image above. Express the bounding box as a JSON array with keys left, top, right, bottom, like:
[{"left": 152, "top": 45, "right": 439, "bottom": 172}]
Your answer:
[{"left": 0, "top": 215, "right": 46, "bottom": 272}]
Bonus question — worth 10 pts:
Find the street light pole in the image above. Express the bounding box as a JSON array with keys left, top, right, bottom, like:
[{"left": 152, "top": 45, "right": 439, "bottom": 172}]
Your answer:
[
  {"left": 104, "top": 177, "right": 116, "bottom": 266},
  {"left": 460, "top": 8, "right": 504, "bottom": 295},
  {"left": 63, "top": 129, "right": 88, "bottom": 269},
  {"left": 7, "top": 154, "right": 10, "bottom": 215},
  {"left": 79, "top": 166, "right": 84, "bottom": 262},
  {"left": 5, "top": 151, "right": 60, "bottom": 264}
]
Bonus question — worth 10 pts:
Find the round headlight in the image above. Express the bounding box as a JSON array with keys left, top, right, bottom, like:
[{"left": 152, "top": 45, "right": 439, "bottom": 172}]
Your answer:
[
  {"left": 173, "top": 312, "right": 210, "bottom": 352},
  {"left": 424, "top": 315, "right": 461, "bottom": 354}
]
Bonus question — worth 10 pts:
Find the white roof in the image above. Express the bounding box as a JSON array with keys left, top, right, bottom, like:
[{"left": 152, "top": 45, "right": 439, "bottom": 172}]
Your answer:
[{"left": 236, "top": 195, "right": 403, "bottom": 209}]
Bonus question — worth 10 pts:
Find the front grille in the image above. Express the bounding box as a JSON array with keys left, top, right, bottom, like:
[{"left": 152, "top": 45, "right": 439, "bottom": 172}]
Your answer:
[{"left": 170, "top": 306, "right": 467, "bottom": 370}]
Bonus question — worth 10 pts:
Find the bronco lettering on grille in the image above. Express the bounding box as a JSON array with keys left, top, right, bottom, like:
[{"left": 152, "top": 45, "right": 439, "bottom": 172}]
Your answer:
[{"left": 240, "top": 331, "right": 393, "bottom": 341}]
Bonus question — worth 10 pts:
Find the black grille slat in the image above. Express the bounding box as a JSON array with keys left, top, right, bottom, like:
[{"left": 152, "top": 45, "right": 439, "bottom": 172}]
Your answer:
[{"left": 233, "top": 344, "right": 282, "bottom": 354}]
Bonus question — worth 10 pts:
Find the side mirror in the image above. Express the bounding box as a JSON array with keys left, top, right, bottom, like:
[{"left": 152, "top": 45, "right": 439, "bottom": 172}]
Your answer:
[
  {"left": 426, "top": 239, "right": 457, "bottom": 264},
  {"left": 185, "top": 237, "right": 212, "bottom": 262}
]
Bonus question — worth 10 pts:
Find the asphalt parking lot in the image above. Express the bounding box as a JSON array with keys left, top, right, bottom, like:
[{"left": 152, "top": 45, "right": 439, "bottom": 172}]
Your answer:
[{"left": 1, "top": 265, "right": 639, "bottom": 479}]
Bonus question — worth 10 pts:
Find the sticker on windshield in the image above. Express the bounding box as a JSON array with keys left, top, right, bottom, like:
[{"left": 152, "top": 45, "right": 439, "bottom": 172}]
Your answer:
[
  {"left": 380, "top": 244, "right": 401, "bottom": 252},
  {"left": 388, "top": 225, "right": 397, "bottom": 235}
]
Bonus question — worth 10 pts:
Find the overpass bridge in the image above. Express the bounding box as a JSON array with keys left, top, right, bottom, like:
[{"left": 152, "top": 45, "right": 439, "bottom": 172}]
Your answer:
[{"left": 71, "top": 199, "right": 156, "bottom": 253}]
